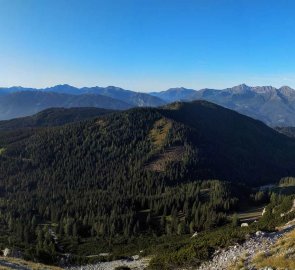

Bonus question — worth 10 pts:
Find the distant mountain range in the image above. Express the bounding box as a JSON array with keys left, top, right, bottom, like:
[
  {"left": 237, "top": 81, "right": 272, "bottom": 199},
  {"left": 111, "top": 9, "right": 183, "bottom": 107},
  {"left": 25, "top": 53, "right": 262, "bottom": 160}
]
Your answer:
[
  {"left": 0, "top": 85, "right": 164, "bottom": 120},
  {"left": 1, "top": 83, "right": 295, "bottom": 126},
  {"left": 0, "top": 91, "right": 131, "bottom": 120},
  {"left": 150, "top": 84, "right": 295, "bottom": 126}
]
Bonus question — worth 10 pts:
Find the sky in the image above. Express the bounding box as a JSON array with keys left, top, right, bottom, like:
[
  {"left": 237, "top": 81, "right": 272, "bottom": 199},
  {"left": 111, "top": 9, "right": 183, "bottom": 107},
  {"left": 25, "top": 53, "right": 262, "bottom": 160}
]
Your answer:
[{"left": 1, "top": 0, "right": 295, "bottom": 92}]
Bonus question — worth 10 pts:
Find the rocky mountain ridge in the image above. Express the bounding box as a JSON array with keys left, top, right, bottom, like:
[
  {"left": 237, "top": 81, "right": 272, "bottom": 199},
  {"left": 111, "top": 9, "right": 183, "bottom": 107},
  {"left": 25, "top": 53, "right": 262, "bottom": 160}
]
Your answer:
[
  {"left": 150, "top": 84, "right": 295, "bottom": 126},
  {"left": 2, "top": 83, "right": 295, "bottom": 126}
]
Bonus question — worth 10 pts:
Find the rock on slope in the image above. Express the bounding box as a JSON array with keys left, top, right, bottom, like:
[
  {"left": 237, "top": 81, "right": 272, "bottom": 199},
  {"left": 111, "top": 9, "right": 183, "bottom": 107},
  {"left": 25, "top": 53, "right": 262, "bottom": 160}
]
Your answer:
[
  {"left": 66, "top": 257, "right": 150, "bottom": 270},
  {"left": 197, "top": 220, "right": 295, "bottom": 270}
]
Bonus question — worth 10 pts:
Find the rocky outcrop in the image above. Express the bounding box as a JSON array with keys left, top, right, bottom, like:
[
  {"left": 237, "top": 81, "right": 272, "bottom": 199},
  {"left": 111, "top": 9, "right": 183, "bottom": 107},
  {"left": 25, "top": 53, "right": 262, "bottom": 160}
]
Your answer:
[
  {"left": 197, "top": 221, "right": 295, "bottom": 270},
  {"left": 66, "top": 257, "right": 150, "bottom": 270}
]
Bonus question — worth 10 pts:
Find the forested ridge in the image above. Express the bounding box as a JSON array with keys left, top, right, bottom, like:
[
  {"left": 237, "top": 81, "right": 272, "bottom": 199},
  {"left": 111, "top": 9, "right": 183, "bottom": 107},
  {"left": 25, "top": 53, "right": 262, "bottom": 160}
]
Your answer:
[{"left": 0, "top": 101, "right": 294, "bottom": 263}]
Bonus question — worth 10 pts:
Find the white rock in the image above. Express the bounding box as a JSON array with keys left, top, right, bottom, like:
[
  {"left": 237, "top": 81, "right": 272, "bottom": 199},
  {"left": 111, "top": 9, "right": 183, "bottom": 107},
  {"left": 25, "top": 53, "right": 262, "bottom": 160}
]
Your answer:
[
  {"left": 3, "top": 248, "right": 10, "bottom": 257},
  {"left": 192, "top": 231, "right": 198, "bottom": 237},
  {"left": 256, "top": 231, "right": 265, "bottom": 236},
  {"left": 132, "top": 255, "right": 139, "bottom": 260}
]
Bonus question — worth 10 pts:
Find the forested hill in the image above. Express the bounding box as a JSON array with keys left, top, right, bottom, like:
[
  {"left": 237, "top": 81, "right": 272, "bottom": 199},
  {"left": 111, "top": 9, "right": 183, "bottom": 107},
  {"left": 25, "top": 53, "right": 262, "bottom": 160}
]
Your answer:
[
  {"left": 0, "top": 100, "right": 295, "bottom": 262},
  {"left": 0, "top": 107, "right": 115, "bottom": 130},
  {"left": 160, "top": 101, "right": 295, "bottom": 183},
  {"left": 2, "top": 100, "right": 294, "bottom": 186}
]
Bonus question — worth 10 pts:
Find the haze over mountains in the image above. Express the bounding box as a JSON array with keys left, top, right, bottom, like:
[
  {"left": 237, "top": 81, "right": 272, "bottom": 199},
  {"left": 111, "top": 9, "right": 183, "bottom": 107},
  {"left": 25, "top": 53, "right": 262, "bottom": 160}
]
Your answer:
[
  {"left": 1, "top": 84, "right": 295, "bottom": 126},
  {"left": 0, "top": 107, "right": 114, "bottom": 130},
  {"left": 0, "top": 85, "right": 164, "bottom": 120}
]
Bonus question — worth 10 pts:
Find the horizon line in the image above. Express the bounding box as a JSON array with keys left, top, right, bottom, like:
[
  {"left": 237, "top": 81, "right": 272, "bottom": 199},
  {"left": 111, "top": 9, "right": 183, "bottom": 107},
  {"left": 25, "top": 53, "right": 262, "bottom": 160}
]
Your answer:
[{"left": 0, "top": 83, "right": 294, "bottom": 93}]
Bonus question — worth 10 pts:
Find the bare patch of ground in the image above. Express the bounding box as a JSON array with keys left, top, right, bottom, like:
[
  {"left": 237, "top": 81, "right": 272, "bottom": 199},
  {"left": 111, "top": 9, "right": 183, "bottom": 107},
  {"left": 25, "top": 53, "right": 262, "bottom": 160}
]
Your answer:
[
  {"left": 145, "top": 146, "right": 185, "bottom": 172},
  {"left": 149, "top": 118, "right": 172, "bottom": 150}
]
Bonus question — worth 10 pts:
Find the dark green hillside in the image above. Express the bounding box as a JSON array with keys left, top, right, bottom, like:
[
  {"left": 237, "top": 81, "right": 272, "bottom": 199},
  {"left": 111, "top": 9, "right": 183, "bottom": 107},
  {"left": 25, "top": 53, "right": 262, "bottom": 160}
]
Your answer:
[
  {"left": 0, "top": 107, "right": 114, "bottom": 130},
  {"left": 0, "top": 101, "right": 294, "bottom": 262},
  {"left": 161, "top": 101, "right": 295, "bottom": 184},
  {"left": 0, "top": 105, "right": 240, "bottom": 261}
]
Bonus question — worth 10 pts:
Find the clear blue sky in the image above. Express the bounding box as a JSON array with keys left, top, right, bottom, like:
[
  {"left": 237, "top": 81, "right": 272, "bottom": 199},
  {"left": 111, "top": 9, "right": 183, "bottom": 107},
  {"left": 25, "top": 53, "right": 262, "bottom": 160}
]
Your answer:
[{"left": 1, "top": 0, "right": 295, "bottom": 91}]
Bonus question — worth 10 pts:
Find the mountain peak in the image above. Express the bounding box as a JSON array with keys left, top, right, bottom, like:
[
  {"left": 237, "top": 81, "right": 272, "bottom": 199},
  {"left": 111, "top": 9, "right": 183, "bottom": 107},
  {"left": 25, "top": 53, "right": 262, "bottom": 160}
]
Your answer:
[
  {"left": 49, "top": 84, "right": 76, "bottom": 89},
  {"left": 229, "top": 84, "right": 252, "bottom": 93},
  {"left": 279, "top": 86, "right": 294, "bottom": 91},
  {"left": 251, "top": 86, "right": 277, "bottom": 94},
  {"left": 166, "top": 87, "right": 192, "bottom": 92},
  {"left": 278, "top": 86, "right": 295, "bottom": 97},
  {"left": 105, "top": 85, "right": 124, "bottom": 90},
  {"left": 237, "top": 83, "right": 250, "bottom": 88},
  {"left": 149, "top": 87, "right": 197, "bottom": 102}
]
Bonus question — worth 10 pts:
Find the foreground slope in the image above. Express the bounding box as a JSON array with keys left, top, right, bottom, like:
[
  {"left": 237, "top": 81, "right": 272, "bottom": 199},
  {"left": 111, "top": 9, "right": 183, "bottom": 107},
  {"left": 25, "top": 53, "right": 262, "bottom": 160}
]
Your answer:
[{"left": 0, "top": 101, "right": 295, "bottom": 262}]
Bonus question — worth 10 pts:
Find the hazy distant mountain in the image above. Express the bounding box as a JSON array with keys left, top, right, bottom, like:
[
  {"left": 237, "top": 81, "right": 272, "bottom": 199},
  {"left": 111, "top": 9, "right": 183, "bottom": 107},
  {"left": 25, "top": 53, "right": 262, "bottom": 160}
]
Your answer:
[
  {"left": 0, "top": 84, "right": 165, "bottom": 107},
  {"left": 150, "top": 84, "right": 295, "bottom": 126},
  {"left": 0, "top": 86, "right": 36, "bottom": 94},
  {"left": 79, "top": 85, "right": 165, "bottom": 107},
  {"left": 0, "top": 91, "right": 131, "bottom": 120},
  {"left": 0, "top": 107, "right": 114, "bottom": 130},
  {"left": 150, "top": 87, "right": 196, "bottom": 102},
  {"left": 2, "top": 84, "right": 295, "bottom": 125}
]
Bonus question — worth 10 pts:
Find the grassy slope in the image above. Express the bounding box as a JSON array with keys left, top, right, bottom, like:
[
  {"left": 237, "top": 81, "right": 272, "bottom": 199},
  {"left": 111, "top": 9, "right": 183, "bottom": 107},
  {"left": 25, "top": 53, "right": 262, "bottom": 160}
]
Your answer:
[{"left": 253, "top": 226, "right": 295, "bottom": 269}]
